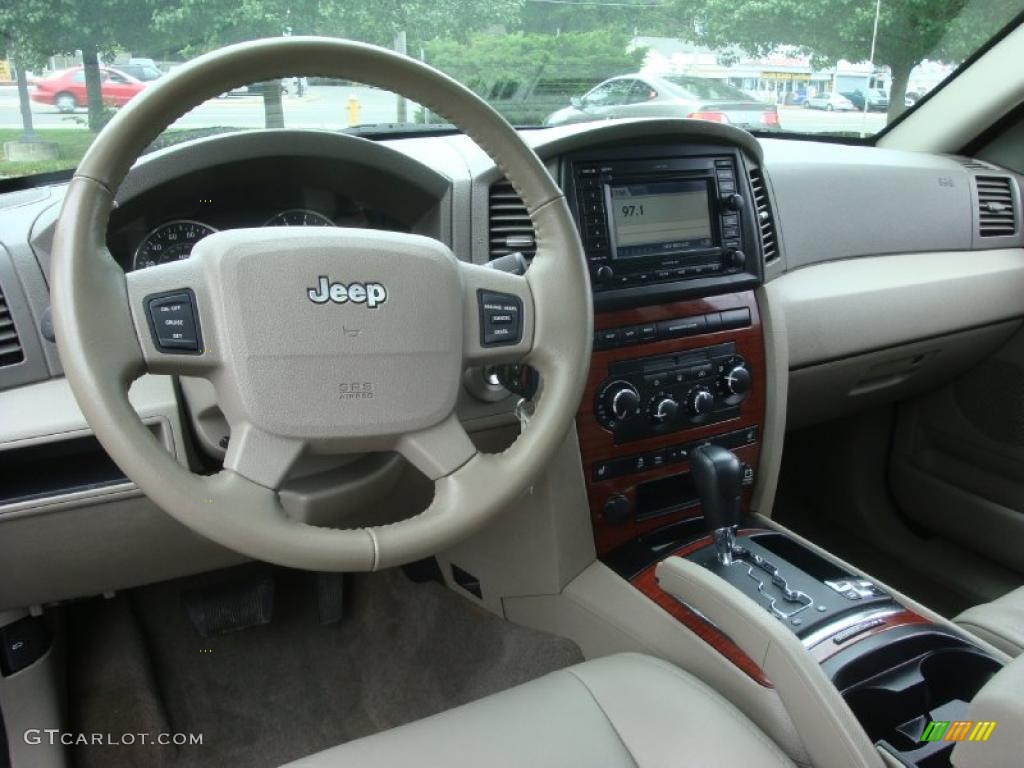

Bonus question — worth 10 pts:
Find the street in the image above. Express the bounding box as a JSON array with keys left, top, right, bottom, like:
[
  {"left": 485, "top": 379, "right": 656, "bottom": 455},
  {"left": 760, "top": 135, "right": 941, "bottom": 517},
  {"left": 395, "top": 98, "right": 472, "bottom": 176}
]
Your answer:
[
  {"left": 0, "top": 85, "right": 409, "bottom": 130},
  {"left": 0, "top": 84, "right": 889, "bottom": 135}
]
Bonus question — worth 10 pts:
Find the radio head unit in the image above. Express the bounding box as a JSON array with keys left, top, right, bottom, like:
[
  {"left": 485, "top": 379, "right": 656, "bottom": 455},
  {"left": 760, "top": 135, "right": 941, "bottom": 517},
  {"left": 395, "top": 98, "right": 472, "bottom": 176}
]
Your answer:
[{"left": 569, "top": 148, "right": 762, "bottom": 309}]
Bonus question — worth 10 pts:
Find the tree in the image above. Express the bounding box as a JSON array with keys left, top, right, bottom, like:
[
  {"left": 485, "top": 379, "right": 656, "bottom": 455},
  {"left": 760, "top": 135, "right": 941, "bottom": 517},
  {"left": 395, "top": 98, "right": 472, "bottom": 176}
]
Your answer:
[
  {"left": 520, "top": 0, "right": 671, "bottom": 35},
  {"left": 679, "top": 0, "right": 1023, "bottom": 122},
  {"left": 152, "top": 0, "right": 524, "bottom": 127},
  {"left": 427, "top": 30, "right": 646, "bottom": 124}
]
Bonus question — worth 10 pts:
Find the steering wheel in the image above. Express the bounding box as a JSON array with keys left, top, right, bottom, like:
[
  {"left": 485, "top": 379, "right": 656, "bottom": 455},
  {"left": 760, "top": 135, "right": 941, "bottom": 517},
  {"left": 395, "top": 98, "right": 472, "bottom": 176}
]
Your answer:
[{"left": 50, "top": 38, "right": 592, "bottom": 571}]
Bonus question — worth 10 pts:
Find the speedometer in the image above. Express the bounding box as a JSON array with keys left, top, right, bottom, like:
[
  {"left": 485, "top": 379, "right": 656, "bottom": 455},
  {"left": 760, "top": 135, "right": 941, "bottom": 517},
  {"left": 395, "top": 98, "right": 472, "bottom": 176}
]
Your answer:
[
  {"left": 263, "top": 209, "right": 335, "bottom": 227},
  {"left": 133, "top": 220, "right": 217, "bottom": 270}
]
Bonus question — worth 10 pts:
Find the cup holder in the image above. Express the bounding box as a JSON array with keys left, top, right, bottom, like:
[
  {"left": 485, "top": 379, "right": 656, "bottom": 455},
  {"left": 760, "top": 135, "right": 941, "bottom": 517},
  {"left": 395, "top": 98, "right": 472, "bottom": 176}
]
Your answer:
[
  {"left": 919, "top": 649, "right": 1001, "bottom": 703},
  {"left": 832, "top": 634, "right": 1003, "bottom": 767}
]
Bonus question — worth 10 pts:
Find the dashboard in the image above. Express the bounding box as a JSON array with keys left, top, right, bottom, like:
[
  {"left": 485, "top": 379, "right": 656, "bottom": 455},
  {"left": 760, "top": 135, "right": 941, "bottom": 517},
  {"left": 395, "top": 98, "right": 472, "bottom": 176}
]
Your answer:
[
  {"left": 1, "top": 120, "right": 1024, "bottom": 612},
  {"left": 106, "top": 155, "right": 411, "bottom": 272}
]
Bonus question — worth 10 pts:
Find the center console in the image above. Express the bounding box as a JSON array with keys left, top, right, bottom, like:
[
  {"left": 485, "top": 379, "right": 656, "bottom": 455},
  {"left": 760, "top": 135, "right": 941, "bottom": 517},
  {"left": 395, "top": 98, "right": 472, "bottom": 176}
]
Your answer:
[{"left": 566, "top": 142, "right": 1006, "bottom": 768}]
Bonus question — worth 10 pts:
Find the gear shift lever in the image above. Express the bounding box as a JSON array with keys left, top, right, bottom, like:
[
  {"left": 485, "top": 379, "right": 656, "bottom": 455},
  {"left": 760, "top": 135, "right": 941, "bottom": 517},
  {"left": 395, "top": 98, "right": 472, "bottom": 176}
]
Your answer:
[{"left": 690, "top": 444, "right": 742, "bottom": 564}]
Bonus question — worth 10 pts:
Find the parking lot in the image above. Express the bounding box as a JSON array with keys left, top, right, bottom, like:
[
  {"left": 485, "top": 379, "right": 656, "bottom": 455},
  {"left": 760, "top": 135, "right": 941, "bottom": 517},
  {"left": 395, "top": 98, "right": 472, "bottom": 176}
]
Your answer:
[{"left": 0, "top": 84, "right": 889, "bottom": 135}]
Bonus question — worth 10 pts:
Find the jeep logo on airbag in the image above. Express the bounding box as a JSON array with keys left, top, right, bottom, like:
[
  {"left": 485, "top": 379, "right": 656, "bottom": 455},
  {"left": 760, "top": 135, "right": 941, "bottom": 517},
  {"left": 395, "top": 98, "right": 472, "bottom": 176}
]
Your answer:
[{"left": 307, "top": 276, "right": 388, "bottom": 308}]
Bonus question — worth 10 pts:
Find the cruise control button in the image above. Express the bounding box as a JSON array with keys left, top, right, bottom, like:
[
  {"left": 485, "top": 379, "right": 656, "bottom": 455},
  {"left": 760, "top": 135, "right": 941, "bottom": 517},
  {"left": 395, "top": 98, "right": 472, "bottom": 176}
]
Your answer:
[
  {"left": 146, "top": 291, "right": 201, "bottom": 353},
  {"left": 479, "top": 291, "right": 523, "bottom": 347}
]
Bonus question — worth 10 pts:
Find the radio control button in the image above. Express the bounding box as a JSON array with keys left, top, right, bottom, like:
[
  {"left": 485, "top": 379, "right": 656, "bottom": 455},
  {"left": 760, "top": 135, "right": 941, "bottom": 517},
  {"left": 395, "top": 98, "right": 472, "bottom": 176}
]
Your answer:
[
  {"left": 639, "top": 323, "right": 657, "bottom": 341},
  {"left": 595, "top": 265, "right": 614, "bottom": 284},
  {"left": 657, "top": 315, "right": 707, "bottom": 339},
  {"left": 720, "top": 308, "right": 752, "bottom": 330},
  {"left": 705, "top": 312, "right": 723, "bottom": 332},
  {"left": 620, "top": 326, "right": 640, "bottom": 344}
]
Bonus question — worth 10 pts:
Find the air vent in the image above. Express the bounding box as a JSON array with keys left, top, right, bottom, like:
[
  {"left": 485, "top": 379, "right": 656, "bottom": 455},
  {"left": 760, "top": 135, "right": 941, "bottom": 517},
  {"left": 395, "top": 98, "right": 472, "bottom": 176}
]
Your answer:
[
  {"left": 748, "top": 167, "right": 778, "bottom": 263},
  {"left": 976, "top": 176, "right": 1017, "bottom": 238},
  {"left": 488, "top": 180, "right": 536, "bottom": 260},
  {"left": 0, "top": 281, "right": 25, "bottom": 367}
]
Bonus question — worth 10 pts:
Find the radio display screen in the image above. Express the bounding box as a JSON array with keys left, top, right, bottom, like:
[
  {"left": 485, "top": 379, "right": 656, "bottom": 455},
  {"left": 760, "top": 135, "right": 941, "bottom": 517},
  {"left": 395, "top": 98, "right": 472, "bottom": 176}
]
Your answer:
[{"left": 607, "top": 179, "right": 713, "bottom": 259}]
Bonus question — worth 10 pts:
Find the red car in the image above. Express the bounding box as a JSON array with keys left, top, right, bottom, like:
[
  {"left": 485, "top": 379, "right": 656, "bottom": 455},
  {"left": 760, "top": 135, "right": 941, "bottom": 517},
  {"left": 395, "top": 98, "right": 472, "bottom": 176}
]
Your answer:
[{"left": 31, "top": 66, "right": 147, "bottom": 113}]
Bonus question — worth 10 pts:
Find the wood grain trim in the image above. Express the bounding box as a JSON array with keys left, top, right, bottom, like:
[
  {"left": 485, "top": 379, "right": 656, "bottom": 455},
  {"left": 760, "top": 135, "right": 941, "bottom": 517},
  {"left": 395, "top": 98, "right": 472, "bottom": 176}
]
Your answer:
[
  {"left": 809, "top": 611, "right": 932, "bottom": 663},
  {"left": 629, "top": 528, "right": 773, "bottom": 687},
  {"left": 577, "top": 291, "right": 765, "bottom": 556}
]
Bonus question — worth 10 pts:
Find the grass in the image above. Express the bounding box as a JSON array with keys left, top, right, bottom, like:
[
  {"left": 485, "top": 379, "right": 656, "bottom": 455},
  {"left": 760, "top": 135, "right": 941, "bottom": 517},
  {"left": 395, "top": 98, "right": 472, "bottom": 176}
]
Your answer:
[{"left": 0, "top": 128, "right": 96, "bottom": 178}]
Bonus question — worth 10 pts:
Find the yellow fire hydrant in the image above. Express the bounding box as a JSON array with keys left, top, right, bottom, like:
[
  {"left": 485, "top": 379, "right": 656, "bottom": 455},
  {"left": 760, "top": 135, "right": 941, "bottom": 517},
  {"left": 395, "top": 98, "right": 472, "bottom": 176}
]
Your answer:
[{"left": 346, "top": 96, "right": 360, "bottom": 127}]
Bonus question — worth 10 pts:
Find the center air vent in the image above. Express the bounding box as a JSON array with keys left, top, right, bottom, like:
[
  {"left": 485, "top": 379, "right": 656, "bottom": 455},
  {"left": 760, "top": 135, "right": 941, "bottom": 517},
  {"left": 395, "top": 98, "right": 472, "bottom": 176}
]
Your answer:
[
  {"left": 0, "top": 281, "right": 25, "bottom": 367},
  {"left": 748, "top": 167, "right": 778, "bottom": 263},
  {"left": 976, "top": 176, "right": 1017, "bottom": 238},
  {"left": 488, "top": 180, "right": 536, "bottom": 260}
]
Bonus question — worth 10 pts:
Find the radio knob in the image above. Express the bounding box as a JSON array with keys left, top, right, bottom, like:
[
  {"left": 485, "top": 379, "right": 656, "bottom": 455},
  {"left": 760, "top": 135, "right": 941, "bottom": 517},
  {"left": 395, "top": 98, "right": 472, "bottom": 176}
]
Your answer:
[
  {"left": 686, "top": 385, "right": 715, "bottom": 416},
  {"left": 605, "top": 382, "right": 640, "bottom": 421},
  {"left": 720, "top": 193, "right": 744, "bottom": 211},
  {"left": 595, "top": 265, "right": 614, "bottom": 284},
  {"left": 651, "top": 396, "right": 679, "bottom": 424},
  {"left": 726, "top": 249, "right": 747, "bottom": 270},
  {"left": 723, "top": 363, "right": 752, "bottom": 398}
]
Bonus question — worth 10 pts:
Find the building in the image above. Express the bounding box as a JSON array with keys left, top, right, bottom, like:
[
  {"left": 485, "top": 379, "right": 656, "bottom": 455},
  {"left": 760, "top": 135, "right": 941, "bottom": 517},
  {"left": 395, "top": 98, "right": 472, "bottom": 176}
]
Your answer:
[{"left": 630, "top": 36, "right": 954, "bottom": 103}]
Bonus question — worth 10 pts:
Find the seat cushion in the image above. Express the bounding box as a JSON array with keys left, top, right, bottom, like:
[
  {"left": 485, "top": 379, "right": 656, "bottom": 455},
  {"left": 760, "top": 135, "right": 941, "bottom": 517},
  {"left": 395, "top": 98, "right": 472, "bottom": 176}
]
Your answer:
[
  {"left": 955, "top": 585, "right": 1024, "bottom": 657},
  {"left": 281, "top": 652, "right": 794, "bottom": 768}
]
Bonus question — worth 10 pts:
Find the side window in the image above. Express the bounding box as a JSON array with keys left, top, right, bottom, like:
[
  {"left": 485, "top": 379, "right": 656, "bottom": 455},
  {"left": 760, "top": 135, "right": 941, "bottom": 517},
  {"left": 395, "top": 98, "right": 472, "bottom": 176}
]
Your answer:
[
  {"left": 584, "top": 82, "right": 615, "bottom": 106},
  {"left": 72, "top": 71, "right": 86, "bottom": 83},
  {"left": 108, "top": 72, "right": 128, "bottom": 84},
  {"left": 628, "top": 81, "right": 658, "bottom": 104}
]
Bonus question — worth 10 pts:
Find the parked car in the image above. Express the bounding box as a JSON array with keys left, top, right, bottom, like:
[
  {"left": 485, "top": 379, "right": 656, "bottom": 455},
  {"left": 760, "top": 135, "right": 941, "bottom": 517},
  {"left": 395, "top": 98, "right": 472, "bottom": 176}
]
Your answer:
[
  {"left": 30, "top": 66, "right": 147, "bottom": 113},
  {"left": 544, "top": 74, "right": 780, "bottom": 132},
  {"left": 804, "top": 91, "right": 856, "bottom": 111},
  {"left": 840, "top": 89, "right": 888, "bottom": 111}
]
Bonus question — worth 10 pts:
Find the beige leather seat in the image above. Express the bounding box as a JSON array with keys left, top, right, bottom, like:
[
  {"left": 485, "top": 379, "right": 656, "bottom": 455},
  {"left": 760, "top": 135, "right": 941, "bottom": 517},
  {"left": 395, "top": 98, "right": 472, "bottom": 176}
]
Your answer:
[
  {"left": 282, "top": 653, "right": 794, "bottom": 768},
  {"left": 955, "top": 585, "right": 1024, "bottom": 657}
]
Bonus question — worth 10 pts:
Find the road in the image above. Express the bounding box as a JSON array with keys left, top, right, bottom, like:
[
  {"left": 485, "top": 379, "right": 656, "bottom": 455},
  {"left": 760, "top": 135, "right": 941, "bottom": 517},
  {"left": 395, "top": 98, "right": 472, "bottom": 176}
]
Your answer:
[{"left": 0, "top": 84, "right": 888, "bottom": 135}]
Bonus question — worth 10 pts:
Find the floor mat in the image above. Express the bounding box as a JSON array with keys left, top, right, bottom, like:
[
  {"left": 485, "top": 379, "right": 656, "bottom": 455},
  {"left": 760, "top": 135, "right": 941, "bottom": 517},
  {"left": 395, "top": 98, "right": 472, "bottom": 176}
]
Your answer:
[{"left": 68, "top": 566, "right": 583, "bottom": 768}]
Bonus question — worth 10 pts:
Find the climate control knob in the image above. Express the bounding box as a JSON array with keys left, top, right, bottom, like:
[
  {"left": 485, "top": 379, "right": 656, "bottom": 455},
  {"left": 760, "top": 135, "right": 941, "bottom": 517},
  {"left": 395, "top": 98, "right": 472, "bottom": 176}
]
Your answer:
[
  {"left": 605, "top": 382, "right": 641, "bottom": 421},
  {"left": 650, "top": 396, "right": 679, "bottom": 424},
  {"left": 723, "top": 364, "right": 752, "bottom": 397},
  {"left": 686, "top": 385, "right": 715, "bottom": 417}
]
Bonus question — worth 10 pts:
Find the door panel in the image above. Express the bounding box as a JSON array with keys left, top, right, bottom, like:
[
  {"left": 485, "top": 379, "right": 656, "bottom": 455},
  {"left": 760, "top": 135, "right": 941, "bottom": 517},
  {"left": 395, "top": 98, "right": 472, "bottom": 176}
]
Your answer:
[{"left": 891, "top": 325, "right": 1024, "bottom": 574}]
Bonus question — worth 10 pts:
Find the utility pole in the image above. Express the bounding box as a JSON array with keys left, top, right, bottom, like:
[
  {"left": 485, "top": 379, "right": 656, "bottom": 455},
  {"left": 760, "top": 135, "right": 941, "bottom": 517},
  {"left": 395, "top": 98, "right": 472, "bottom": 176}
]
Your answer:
[{"left": 394, "top": 30, "right": 407, "bottom": 123}]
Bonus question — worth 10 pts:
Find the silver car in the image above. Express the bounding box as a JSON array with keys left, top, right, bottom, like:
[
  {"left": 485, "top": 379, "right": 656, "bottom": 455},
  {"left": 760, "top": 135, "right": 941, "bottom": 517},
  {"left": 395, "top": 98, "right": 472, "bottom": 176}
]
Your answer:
[{"left": 544, "top": 73, "right": 780, "bottom": 132}]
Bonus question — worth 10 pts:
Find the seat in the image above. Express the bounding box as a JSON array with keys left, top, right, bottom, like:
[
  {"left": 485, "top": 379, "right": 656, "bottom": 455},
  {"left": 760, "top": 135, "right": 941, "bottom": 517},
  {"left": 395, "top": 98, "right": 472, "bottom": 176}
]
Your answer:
[
  {"left": 282, "top": 652, "right": 795, "bottom": 768},
  {"left": 955, "top": 584, "right": 1024, "bottom": 657}
]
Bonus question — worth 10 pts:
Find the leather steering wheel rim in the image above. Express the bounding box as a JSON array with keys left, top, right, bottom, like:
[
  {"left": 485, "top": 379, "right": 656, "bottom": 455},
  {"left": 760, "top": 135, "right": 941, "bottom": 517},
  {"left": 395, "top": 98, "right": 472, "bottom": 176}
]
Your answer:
[{"left": 50, "top": 37, "right": 592, "bottom": 571}]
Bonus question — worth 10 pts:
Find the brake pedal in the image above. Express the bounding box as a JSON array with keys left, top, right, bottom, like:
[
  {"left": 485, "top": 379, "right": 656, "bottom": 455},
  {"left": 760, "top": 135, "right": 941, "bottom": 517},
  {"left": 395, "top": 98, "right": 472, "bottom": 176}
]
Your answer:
[{"left": 183, "top": 574, "right": 275, "bottom": 638}]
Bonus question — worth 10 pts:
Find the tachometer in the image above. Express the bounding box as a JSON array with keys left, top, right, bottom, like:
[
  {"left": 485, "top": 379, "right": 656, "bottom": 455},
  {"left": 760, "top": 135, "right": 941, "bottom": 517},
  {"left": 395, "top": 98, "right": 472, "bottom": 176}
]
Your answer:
[
  {"left": 263, "top": 209, "right": 335, "bottom": 227},
  {"left": 133, "top": 220, "right": 217, "bottom": 270}
]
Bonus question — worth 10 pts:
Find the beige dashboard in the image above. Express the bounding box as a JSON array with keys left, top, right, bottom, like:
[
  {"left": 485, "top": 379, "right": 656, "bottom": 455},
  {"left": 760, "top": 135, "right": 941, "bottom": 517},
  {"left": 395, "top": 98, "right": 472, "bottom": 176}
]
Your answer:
[{"left": 0, "top": 119, "right": 1022, "bottom": 610}]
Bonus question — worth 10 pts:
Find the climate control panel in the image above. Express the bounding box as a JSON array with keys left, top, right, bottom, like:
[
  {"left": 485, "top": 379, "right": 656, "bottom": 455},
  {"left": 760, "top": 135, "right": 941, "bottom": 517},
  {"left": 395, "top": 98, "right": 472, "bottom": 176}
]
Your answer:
[{"left": 594, "top": 343, "right": 751, "bottom": 443}]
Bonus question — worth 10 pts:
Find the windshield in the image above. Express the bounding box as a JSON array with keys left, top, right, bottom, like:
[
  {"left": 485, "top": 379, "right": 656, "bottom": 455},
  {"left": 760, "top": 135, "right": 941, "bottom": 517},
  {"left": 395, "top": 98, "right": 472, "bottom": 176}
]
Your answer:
[{"left": 1, "top": 0, "right": 1022, "bottom": 181}]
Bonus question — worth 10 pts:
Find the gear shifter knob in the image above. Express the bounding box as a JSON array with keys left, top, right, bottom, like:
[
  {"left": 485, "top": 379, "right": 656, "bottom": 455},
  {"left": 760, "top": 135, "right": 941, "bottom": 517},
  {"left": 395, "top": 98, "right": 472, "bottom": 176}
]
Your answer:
[{"left": 690, "top": 444, "right": 742, "bottom": 533}]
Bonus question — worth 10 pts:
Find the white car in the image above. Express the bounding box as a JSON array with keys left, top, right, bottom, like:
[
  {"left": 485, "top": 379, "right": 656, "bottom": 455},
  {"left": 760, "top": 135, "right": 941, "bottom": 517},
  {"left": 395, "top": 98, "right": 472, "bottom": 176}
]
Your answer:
[{"left": 805, "top": 91, "right": 856, "bottom": 111}]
